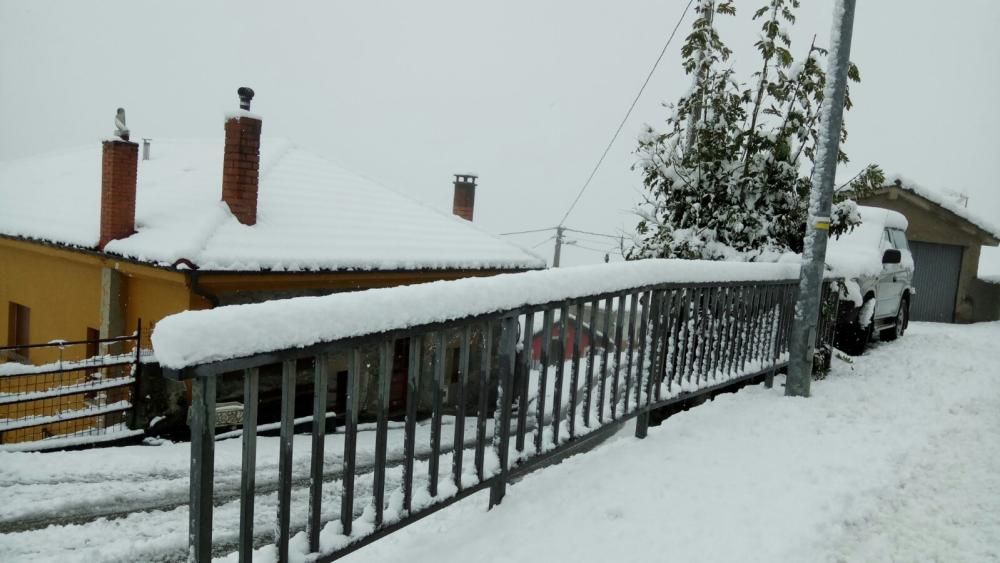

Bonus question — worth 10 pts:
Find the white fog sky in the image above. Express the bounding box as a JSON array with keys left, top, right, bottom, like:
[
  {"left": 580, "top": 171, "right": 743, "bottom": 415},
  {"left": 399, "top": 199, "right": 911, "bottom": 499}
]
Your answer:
[{"left": 1, "top": 1, "right": 998, "bottom": 266}]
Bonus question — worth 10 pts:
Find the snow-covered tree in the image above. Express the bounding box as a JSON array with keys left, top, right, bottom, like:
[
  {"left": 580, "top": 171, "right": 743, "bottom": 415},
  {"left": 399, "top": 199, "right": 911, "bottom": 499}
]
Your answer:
[{"left": 630, "top": 0, "right": 883, "bottom": 261}]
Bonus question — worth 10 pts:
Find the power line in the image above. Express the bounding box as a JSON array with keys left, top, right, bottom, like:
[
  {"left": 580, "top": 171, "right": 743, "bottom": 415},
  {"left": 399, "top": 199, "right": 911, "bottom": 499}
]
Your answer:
[
  {"left": 566, "top": 242, "right": 618, "bottom": 254},
  {"left": 499, "top": 226, "right": 557, "bottom": 236},
  {"left": 557, "top": 0, "right": 695, "bottom": 227},
  {"left": 530, "top": 235, "right": 556, "bottom": 249},
  {"left": 563, "top": 227, "right": 620, "bottom": 239}
]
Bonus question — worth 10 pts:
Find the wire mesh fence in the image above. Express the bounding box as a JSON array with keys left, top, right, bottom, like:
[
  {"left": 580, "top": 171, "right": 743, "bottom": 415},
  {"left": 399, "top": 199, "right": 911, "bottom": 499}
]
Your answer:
[{"left": 0, "top": 322, "right": 150, "bottom": 446}]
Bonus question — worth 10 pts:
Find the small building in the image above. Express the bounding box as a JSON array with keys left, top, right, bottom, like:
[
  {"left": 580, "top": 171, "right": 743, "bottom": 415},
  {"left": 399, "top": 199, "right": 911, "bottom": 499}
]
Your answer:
[
  {"left": 856, "top": 177, "right": 1000, "bottom": 323},
  {"left": 0, "top": 91, "right": 544, "bottom": 439}
]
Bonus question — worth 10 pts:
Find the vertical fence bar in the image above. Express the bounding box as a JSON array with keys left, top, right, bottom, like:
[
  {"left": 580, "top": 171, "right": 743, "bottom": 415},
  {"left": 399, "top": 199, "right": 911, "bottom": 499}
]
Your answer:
[
  {"left": 340, "top": 349, "right": 361, "bottom": 536},
  {"left": 515, "top": 313, "right": 534, "bottom": 453},
  {"left": 534, "top": 311, "right": 552, "bottom": 454},
  {"left": 476, "top": 323, "right": 494, "bottom": 480},
  {"left": 634, "top": 291, "right": 653, "bottom": 438},
  {"left": 764, "top": 285, "right": 780, "bottom": 372},
  {"left": 551, "top": 304, "right": 569, "bottom": 444},
  {"left": 403, "top": 336, "right": 421, "bottom": 512},
  {"left": 189, "top": 375, "right": 216, "bottom": 563},
  {"left": 766, "top": 286, "right": 781, "bottom": 388},
  {"left": 610, "top": 293, "right": 627, "bottom": 419},
  {"left": 688, "top": 288, "right": 703, "bottom": 386},
  {"left": 754, "top": 285, "right": 768, "bottom": 369},
  {"left": 275, "top": 360, "right": 297, "bottom": 562},
  {"left": 679, "top": 288, "right": 694, "bottom": 385},
  {"left": 568, "top": 303, "right": 582, "bottom": 439},
  {"left": 645, "top": 290, "right": 664, "bottom": 406},
  {"left": 307, "top": 357, "right": 327, "bottom": 554},
  {"left": 650, "top": 290, "right": 668, "bottom": 401},
  {"left": 775, "top": 284, "right": 791, "bottom": 359},
  {"left": 453, "top": 327, "right": 470, "bottom": 489},
  {"left": 429, "top": 332, "right": 446, "bottom": 497},
  {"left": 238, "top": 368, "right": 259, "bottom": 563},
  {"left": 373, "top": 341, "right": 392, "bottom": 526},
  {"left": 597, "top": 297, "right": 613, "bottom": 419},
  {"left": 702, "top": 287, "right": 718, "bottom": 384},
  {"left": 708, "top": 286, "right": 721, "bottom": 380},
  {"left": 734, "top": 286, "right": 751, "bottom": 375},
  {"left": 750, "top": 285, "right": 765, "bottom": 371},
  {"left": 624, "top": 293, "right": 639, "bottom": 415},
  {"left": 716, "top": 286, "right": 728, "bottom": 381},
  {"left": 656, "top": 290, "right": 672, "bottom": 392},
  {"left": 584, "top": 301, "right": 598, "bottom": 428},
  {"left": 726, "top": 285, "right": 739, "bottom": 376},
  {"left": 667, "top": 288, "right": 683, "bottom": 389},
  {"left": 782, "top": 283, "right": 797, "bottom": 356},
  {"left": 489, "top": 316, "right": 518, "bottom": 508}
]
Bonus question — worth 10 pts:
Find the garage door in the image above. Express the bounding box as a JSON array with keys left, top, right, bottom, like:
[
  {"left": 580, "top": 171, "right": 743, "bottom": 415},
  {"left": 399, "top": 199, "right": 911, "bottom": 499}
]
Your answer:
[{"left": 909, "top": 241, "right": 963, "bottom": 323}]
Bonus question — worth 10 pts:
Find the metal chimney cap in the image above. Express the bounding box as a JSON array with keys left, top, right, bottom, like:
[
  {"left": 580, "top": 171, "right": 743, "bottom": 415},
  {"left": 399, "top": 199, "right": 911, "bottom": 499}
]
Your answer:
[
  {"left": 237, "top": 87, "right": 255, "bottom": 110},
  {"left": 454, "top": 174, "right": 478, "bottom": 185}
]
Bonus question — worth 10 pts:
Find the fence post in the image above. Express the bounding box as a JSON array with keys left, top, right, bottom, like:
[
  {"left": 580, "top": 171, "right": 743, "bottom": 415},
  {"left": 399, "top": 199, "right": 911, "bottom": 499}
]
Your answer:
[
  {"left": 489, "top": 315, "right": 517, "bottom": 508},
  {"left": 189, "top": 375, "right": 216, "bottom": 563},
  {"left": 634, "top": 291, "right": 653, "bottom": 439}
]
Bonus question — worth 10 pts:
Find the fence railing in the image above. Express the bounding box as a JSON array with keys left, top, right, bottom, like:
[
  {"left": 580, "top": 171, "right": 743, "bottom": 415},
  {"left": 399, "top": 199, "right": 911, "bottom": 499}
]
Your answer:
[
  {"left": 162, "top": 271, "right": 839, "bottom": 563},
  {"left": 0, "top": 321, "right": 148, "bottom": 448}
]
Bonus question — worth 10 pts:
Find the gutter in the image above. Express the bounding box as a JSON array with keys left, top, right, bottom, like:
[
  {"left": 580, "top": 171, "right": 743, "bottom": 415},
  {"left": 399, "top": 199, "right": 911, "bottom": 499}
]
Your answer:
[{"left": 173, "top": 258, "right": 220, "bottom": 308}]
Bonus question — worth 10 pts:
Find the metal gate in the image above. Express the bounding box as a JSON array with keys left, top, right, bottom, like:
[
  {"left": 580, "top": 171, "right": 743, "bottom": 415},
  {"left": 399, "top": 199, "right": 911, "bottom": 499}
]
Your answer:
[{"left": 909, "top": 241, "right": 963, "bottom": 322}]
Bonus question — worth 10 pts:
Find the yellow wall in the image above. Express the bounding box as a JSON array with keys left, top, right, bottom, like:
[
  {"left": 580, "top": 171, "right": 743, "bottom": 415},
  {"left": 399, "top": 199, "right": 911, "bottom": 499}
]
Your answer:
[
  {"left": 0, "top": 239, "right": 103, "bottom": 364},
  {"left": 2, "top": 237, "right": 522, "bottom": 360}
]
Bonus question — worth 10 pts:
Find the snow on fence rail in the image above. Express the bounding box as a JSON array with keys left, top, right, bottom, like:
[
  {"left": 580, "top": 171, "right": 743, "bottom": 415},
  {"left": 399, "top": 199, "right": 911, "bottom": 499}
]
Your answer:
[
  {"left": 0, "top": 325, "right": 146, "bottom": 448},
  {"left": 152, "top": 260, "right": 804, "bottom": 370},
  {"left": 160, "top": 260, "right": 840, "bottom": 563}
]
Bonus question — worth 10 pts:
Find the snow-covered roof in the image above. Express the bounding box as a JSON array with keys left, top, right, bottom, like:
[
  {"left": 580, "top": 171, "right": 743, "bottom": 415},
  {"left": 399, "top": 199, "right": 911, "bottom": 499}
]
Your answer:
[
  {"left": 885, "top": 174, "right": 1000, "bottom": 241},
  {"left": 0, "top": 139, "right": 545, "bottom": 272}
]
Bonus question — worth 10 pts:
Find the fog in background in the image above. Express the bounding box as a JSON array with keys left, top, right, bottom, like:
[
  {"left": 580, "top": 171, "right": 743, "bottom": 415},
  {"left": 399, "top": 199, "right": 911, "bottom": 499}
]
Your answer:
[{"left": 2, "top": 0, "right": 997, "bottom": 266}]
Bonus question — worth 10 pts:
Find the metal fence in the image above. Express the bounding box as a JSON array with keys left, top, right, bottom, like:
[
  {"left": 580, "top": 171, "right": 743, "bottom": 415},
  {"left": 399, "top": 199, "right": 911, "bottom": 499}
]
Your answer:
[
  {"left": 169, "top": 278, "right": 839, "bottom": 562},
  {"left": 0, "top": 321, "right": 148, "bottom": 447}
]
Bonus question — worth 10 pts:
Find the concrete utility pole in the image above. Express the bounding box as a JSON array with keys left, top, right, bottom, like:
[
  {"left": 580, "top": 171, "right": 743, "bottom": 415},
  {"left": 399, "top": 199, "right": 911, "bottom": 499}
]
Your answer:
[
  {"left": 553, "top": 226, "right": 565, "bottom": 267},
  {"left": 786, "top": 0, "right": 858, "bottom": 397}
]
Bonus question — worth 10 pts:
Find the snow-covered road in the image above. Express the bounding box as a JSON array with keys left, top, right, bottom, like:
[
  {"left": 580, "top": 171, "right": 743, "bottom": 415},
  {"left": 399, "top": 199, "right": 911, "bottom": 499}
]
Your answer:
[{"left": 1, "top": 322, "right": 997, "bottom": 562}]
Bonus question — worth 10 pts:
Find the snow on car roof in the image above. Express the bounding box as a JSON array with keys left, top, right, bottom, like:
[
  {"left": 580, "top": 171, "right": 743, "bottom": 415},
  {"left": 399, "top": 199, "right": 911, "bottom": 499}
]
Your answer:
[
  {"left": 0, "top": 138, "right": 545, "bottom": 272},
  {"left": 826, "top": 205, "right": 907, "bottom": 281}
]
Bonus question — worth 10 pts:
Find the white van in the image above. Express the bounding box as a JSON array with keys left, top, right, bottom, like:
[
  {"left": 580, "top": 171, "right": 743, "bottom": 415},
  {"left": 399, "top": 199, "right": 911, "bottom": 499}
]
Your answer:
[{"left": 826, "top": 206, "right": 915, "bottom": 355}]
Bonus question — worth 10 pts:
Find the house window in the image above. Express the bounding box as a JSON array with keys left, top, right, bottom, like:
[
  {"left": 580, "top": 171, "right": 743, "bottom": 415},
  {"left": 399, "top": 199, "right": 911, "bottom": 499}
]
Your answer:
[
  {"left": 6, "top": 302, "right": 30, "bottom": 361},
  {"left": 86, "top": 327, "right": 100, "bottom": 359}
]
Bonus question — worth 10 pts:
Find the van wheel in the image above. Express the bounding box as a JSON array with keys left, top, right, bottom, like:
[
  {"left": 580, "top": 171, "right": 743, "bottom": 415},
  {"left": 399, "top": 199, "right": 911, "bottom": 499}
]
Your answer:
[
  {"left": 883, "top": 298, "right": 909, "bottom": 342},
  {"left": 839, "top": 301, "right": 875, "bottom": 356}
]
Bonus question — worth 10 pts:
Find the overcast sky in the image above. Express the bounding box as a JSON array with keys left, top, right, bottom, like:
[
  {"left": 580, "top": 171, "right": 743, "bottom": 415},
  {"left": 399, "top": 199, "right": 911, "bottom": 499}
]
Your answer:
[{"left": 2, "top": 0, "right": 997, "bottom": 267}]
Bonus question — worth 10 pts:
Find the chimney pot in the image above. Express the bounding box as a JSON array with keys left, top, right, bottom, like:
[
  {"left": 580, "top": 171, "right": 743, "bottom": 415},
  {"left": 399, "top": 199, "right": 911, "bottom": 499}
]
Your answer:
[
  {"left": 237, "top": 87, "right": 255, "bottom": 111},
  {"left": 142, "top": 138, "right": 151, "bottom": 161},
  {"left": 452, "top": 174, "right": 478, "bottom": 221}
]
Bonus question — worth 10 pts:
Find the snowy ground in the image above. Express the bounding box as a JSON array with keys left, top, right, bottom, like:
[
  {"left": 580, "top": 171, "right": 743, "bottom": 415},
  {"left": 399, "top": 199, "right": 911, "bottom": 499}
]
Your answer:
[{"left": 1, "top": 322, "right": 997, "bottom": 562}]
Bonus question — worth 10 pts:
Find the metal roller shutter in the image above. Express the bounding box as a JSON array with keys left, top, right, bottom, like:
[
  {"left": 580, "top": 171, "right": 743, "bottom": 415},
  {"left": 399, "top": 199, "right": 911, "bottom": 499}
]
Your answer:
[{"left": 909, "top": 241, "right": 962, "bottom": 322}]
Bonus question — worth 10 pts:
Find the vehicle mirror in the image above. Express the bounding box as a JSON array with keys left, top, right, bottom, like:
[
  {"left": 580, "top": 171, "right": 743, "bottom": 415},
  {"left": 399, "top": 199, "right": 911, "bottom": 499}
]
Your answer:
[{"left": 882, "top": 249, "right": 901, "bottom": 264}]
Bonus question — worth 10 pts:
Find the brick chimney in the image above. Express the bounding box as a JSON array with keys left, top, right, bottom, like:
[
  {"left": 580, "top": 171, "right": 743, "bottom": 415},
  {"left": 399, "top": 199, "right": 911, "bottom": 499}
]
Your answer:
[
  {"left": 221, "top": 87, "right": 262, "bottom": 226},
  {"left": 452, "top": 174, "right": 478, "bottom": 221},
  {"left": 99, "top": 139, "right": 139, "bottom": 249}
]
